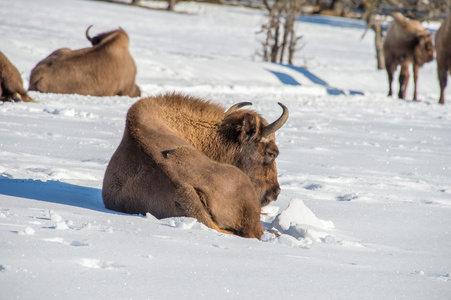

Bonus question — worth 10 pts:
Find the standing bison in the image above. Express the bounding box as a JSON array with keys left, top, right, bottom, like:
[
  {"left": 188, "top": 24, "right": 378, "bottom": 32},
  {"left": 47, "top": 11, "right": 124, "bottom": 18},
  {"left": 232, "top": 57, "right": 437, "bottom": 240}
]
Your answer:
[
  {"left": 0, "top": 51, "right": 35, "bottom": 102},
  {"left": 383, "top": 12, "right": 434, "bottom": 100},
  {"left": 102, "top": 93, "right": 289, "bottom": 239},
  {"left": 435, "top": 13, "right": 451, "bottom": 105},
  {"left": 29, "top": 26, "right": 140, "bottom": 97}
]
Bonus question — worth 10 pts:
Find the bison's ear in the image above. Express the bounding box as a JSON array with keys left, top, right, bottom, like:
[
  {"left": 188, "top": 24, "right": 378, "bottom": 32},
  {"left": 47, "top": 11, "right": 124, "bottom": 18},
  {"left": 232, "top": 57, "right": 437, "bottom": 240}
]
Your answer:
[{"left": 237, "top": 113, "right": 259, "bottom": 142}]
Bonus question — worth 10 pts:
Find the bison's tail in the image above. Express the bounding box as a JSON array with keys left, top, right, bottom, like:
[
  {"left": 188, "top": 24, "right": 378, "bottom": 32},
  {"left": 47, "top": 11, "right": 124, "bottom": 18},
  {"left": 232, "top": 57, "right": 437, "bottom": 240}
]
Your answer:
[{"left": 20, "top": 92, "right": 37, "bottom": 103}]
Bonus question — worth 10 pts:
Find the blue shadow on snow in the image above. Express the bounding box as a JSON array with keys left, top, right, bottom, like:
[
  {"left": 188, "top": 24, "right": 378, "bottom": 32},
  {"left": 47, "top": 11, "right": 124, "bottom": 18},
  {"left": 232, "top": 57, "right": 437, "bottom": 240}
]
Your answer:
[
  {"left": 298, "top": 14, "right": 367, "bottom": 29},
  {"left": 0, "top": 178, "right": 110, "bottom": 213},
  {"left": 281, "top": 64, "right": 345, "bottom": 95},
  {"left": 272, "top": 63, "right": 364, "bottom": 96},
  {"left": 266, "top": 70, "right": 301, "bottom": 86}
]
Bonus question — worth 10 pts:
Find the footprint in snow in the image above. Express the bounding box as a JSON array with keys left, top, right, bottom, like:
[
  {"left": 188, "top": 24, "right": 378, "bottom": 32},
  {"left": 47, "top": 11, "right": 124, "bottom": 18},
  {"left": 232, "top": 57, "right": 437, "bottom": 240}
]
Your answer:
[
  {"left": 431, "top": 272, "right": 451, "bottom": 282},
  {"left": 70, "top": 240, "right": 90, "bottom": 247},
  {"left": 336, "top": 193, "right": 358, "bottom": 201},
  {"left": 413, "top": 271, "right": 450, "bottom": 282},
  {"left": 304, "top": 183, "right": 322, "bottom": 190}
]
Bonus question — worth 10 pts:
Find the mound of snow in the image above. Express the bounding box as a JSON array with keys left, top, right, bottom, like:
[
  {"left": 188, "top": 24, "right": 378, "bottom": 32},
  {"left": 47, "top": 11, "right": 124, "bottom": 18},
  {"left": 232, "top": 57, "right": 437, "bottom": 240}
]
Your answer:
[
  {"left": 271, "top": 198, "right": 335, "bottom": 232},
  {"left": 17, "top": 227, "right": 35, "bottom": 235},
  {"left": 261, "top": 198, "right": 338, "bottom": 245}
]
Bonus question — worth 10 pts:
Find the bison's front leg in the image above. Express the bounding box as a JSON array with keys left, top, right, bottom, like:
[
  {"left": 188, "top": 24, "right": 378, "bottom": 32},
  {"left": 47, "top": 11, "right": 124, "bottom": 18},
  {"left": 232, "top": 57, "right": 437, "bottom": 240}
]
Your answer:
[
  {"left": 386, "top": 64, "right": 395, "bottom": 97},
  {"left": 438, "top": 63, "right": 448, "bottom": 105},
  {"left": 412, "top": 63, "right": 419, "bottom": 101},
  {"left": 398, "top": 63, "right": 410, "bottom": 99}
]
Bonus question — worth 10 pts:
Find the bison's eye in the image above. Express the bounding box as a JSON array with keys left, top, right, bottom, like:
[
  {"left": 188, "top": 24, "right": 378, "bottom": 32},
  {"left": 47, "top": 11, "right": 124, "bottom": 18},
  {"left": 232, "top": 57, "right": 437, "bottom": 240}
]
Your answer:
[{"left": 264, "top": 148, "right": 278, "bottom": 165}]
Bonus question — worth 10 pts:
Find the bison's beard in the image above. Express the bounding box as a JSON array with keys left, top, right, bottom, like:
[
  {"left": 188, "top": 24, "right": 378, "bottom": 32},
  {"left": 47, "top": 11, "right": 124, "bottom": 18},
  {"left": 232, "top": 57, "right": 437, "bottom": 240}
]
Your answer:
[{"left": 260, "top": 185, "right": 280, "bottom": 207}]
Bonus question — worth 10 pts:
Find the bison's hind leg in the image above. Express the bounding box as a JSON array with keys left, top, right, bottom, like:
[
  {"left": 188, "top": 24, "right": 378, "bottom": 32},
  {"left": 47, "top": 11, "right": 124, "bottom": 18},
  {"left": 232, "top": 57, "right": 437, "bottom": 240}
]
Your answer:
[
  {"left": 398, "top": 62, "right": 410, "bottom": 99},
  {"left": 438, "top": 64, "right": 448, "bottom": 105},
  {"left": 0, "top": 92, "right": 21, "bottom": 102},
  {"left": 385, "top": 62, "right": 396, "bottom": 97}
]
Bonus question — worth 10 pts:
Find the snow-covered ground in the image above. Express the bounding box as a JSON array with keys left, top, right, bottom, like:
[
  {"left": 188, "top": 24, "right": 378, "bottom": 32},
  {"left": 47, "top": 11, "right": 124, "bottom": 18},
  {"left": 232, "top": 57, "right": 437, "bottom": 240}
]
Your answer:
[{"left": 1, "top": 0, "right": 450, "bottom": 299}]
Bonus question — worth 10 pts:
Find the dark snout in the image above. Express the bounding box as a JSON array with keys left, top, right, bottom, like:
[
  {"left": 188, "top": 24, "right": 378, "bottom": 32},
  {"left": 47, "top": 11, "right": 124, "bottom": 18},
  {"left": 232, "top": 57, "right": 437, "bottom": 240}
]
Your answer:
[{"left": 261, "top": 184, "right": 281, "bottom": 207}]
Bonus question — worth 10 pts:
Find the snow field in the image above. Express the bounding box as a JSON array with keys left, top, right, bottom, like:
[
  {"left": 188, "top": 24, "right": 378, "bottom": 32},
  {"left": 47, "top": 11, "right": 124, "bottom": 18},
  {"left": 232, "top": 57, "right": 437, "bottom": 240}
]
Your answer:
[{"left": 1, "top": 0, "right": 451, "bottom": 299}]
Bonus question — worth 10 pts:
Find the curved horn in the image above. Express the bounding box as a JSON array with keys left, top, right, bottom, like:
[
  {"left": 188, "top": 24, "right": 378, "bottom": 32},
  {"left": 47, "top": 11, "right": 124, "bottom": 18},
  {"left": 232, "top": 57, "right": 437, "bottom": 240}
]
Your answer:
[
  {"left": 225, "top": 102, "right": 252, "bottom": 114},
  {"left": 262, "top": 102, "right": 289, "bottom": 138},
  {"left": 85, "top": 25, "right": 93, "bottom": 42}
]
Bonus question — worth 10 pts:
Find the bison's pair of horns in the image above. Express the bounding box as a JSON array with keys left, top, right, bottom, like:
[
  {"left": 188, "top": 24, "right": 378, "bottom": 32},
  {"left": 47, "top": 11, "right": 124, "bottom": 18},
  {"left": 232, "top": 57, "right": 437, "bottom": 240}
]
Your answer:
[{"left": 226, "top": 102, "right": 289, "bottom": 137}]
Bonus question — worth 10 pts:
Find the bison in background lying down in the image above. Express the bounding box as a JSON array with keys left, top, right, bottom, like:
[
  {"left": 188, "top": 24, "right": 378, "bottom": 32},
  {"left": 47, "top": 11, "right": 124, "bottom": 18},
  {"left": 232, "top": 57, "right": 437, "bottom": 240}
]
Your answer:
[
  {"left": 29, "top": 26, "right": 140, "bottom": 97},
  {"left": 383, "top": 12, "right": 434, "bottom": 100},
  {"left": 0, "top": 51, "right": 35, "bottom": 102},
  {"left": 103, "top": 93, "right": 289, "bottom": 239},
  {"left": 435, "top": 12, "right": 451, "bottom": 105}
]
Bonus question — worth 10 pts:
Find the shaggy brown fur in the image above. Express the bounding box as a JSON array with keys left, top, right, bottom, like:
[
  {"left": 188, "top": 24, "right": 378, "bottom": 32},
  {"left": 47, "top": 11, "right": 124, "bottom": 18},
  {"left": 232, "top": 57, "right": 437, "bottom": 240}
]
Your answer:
[
  {"left": 103, "top": 92, "right": 289, "bottom": 239},
  {"left": 29, "top": 26, "right": 140, "bottom": 97},
  {"left": 0, "top": 52, "right": 35, "bottom": 102},
  {"left": 435, "top": 13, "right": 451, "bottom": 105},
  {"left": 383, "top": 12, "right": 434, "bottom": 100}
]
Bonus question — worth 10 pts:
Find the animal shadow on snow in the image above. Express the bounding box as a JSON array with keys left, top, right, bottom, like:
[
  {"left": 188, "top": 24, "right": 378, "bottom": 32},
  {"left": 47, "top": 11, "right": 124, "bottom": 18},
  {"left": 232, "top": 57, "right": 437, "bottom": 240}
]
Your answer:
[
  {"left": 269, "top": 63, "right": 364, "bottom": 96},
  {"left": 0, "top": 178, "right": 111, "bottom": 213}
]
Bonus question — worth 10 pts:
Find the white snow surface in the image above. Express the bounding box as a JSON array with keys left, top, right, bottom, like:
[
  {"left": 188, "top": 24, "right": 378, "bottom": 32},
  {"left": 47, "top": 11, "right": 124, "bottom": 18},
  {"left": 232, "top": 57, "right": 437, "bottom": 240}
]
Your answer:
[{"left": 1, "top": 0, "right": 451, "bottom": 299}]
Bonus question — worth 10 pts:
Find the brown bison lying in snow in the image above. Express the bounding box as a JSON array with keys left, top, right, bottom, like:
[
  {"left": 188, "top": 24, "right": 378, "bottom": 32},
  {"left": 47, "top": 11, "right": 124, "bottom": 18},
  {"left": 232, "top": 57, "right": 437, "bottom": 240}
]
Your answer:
[
  {"left": 29, "top": 26, "right": 140, "bottom": 97},
  {"left": 0, "top": 51, "right": 35, "bottom": 102},
  {"left": 383, "top": 12, "right": 434, "bottom": 100},
  {"left": 102, "top": 93, "right": 289, "bottom": 239},
  {"left": 435, "top": 13, "right": 451, "bottom": 105}
]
